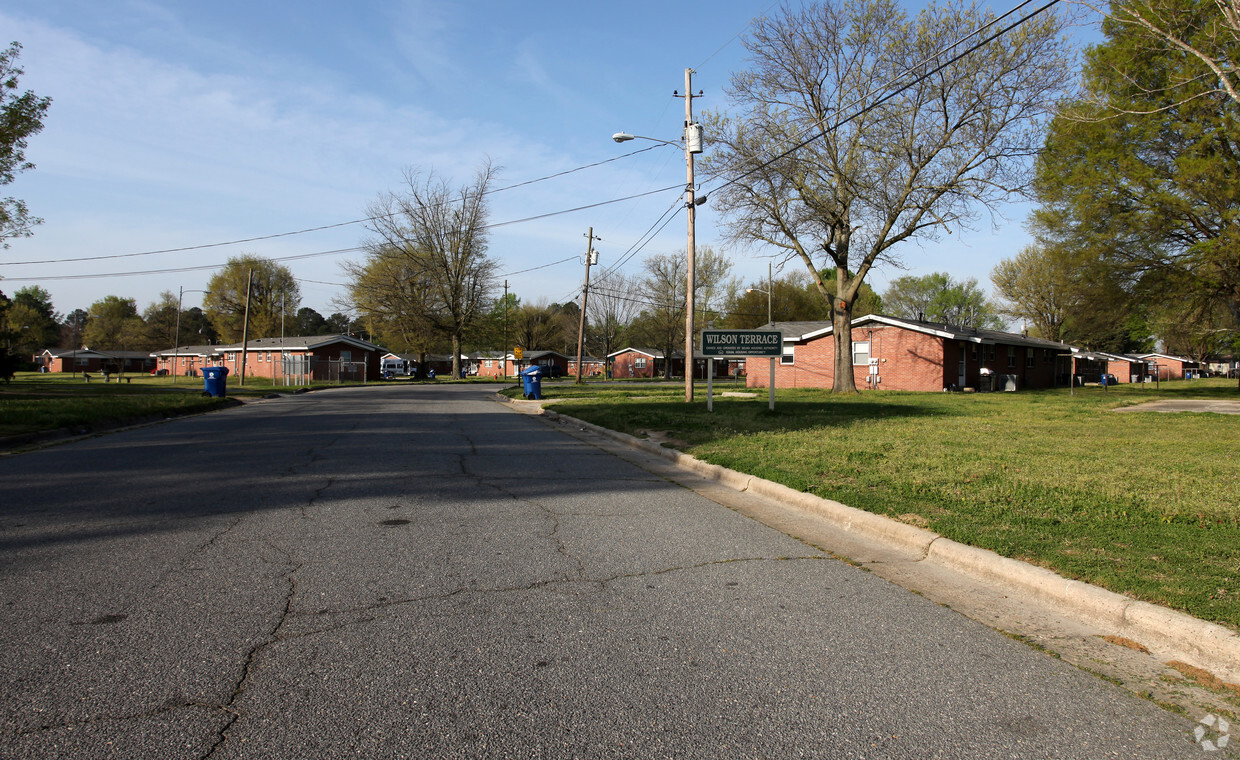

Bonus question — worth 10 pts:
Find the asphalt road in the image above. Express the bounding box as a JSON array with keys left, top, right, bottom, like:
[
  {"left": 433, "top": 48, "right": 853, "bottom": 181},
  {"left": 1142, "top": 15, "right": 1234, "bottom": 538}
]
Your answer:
[{"left": 0, "top": 384, "right": 1215, "bottom": 758}]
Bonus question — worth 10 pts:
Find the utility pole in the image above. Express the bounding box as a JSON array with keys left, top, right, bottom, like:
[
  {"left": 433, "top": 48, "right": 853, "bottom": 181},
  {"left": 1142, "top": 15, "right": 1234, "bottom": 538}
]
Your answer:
[
  {"left": 575, "top": 228, "right": 601, "bottom": 384},
  {"left": 502, "top": 280, "right": 509, "bottom": 379},
  {"left": 676, "top": 68, "right": 703, "bottom": 402},
  {"left": 173, "top": 286, "right": 183, "bottom": 386},
  {"left": 239, "top": 268, "right": 253, "bottom": 386}
]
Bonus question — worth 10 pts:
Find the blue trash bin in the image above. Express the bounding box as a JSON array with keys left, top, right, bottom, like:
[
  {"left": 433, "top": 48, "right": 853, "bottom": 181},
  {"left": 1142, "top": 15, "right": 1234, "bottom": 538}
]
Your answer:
[
  {"left": 521, "top": 365, "right": 543, "bottom": 400},
  {"left": 202, "top": 366, "right": 229, "bottom": 397}
]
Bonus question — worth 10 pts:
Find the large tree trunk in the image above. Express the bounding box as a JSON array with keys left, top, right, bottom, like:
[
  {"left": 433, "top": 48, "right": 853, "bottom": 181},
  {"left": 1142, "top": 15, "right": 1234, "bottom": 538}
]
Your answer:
[{"left": 832, "top": 304, "right": 857, "bottom": 393}]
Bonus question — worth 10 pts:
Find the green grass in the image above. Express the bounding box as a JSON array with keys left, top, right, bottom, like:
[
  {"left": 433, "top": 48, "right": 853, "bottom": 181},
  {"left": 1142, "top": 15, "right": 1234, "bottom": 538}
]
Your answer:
[
  {"left": 523, "top": 378, "right": 1240, "bottom": 629},
  {"left": 0, "top": 373, "right": 235, "bottom": 438}
]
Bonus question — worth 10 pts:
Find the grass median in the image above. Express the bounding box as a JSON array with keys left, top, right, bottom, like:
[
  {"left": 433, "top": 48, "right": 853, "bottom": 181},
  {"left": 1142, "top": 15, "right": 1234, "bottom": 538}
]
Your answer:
[{"left": 513, "top": 378, "right": 1240, "bottom": 630}]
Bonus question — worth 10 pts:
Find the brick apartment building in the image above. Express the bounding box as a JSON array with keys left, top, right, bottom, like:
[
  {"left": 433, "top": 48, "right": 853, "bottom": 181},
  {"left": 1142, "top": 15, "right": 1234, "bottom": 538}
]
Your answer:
[{"left": 745, "top": 315, "right": 1073, "bottom": 392}]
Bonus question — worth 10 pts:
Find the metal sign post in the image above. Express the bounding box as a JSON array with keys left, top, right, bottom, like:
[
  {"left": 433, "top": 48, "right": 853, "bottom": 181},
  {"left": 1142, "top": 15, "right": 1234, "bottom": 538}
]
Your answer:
[{"left": 701, "top": 330, "right": 782, "bottom": 411}]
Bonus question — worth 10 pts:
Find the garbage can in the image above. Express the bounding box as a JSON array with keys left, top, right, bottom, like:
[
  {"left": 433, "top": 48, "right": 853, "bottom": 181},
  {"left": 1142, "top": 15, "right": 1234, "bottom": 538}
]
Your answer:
[
  {"left": 521, "top": 365, "right": 543, "bottom": 400},
  {"left": 202, "top": 366, "right": 229, "bottom": 397}
]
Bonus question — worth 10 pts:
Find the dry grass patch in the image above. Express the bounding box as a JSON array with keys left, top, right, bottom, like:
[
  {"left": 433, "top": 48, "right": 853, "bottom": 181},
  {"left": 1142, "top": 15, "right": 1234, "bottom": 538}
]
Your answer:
[
  {"left": 1167, "top": 661, "right": 1240, "bottom": 700},
  {"left": 1100, "top": 635, "right": 1150, "bottom": 653}
]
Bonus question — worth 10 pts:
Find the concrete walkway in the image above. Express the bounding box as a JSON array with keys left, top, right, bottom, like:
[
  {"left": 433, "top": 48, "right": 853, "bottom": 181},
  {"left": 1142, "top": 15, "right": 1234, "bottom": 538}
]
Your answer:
[{"left": 1114, "top": 399, "right": 1240, "bottom": 415}]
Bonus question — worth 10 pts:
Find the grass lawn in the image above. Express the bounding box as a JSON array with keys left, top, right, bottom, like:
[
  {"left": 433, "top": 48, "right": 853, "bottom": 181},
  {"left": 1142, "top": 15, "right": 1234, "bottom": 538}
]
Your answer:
[{"left": 518, "top": 378, "right": 1240, "bottom": 630}]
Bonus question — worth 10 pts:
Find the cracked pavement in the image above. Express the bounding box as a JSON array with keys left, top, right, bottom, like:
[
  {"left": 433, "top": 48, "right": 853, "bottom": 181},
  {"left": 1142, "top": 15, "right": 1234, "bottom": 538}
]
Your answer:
[{"left": 0, "top": 384, "right": 1218, "bottom": 758}]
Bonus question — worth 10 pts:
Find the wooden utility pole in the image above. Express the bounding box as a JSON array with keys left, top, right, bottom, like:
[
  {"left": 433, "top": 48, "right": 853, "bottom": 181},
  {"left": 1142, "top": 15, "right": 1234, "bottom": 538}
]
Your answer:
[
  {"left": 239, "top": 268, "right": 253, "bottom": 386},
  {"left": 502, "top": 280, "right": 509, "bottom": 379},
  {"left": 575, "top": 228, "right": 600, "bottom": 384},
  {"left": 677, "top": 68, "right": 703, "bottom": 402}
]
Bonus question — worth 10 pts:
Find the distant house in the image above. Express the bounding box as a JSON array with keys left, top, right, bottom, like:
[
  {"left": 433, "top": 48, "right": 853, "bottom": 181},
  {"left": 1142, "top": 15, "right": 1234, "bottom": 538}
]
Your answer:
[
  {"left": 608, "top": 347, "right": 680, "bottom": 379},
  {"left": 568, "top": 356, "right": 606, "bottom": 377},
  {"left": 1068, "top": 349, "right": 1153, "bottom": 384},
  {"left": 148, "top": 345, "right": 222, "bottom": 377},
  {"left": 471, "top": 351, "right": 513, "bottom": 379},
  {"left": 744, "top": 315, "right": 1073, "bottom": 392},
  {"left": 524, "top": 350, "right": 570, "bottom": 377},
  {"left": 153, "top": 335, "right": 382, "bottom": 382},
  {"left": 39, "top": 348, "right": 156, "bottom": 375},
  {"left": 1136, "top": 353, "right": 1198, "bottom": 381}
]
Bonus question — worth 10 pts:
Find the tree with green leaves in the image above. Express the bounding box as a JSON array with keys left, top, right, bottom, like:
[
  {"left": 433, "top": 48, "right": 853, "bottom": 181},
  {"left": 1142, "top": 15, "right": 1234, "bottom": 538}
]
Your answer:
[
  {"left": 0, "top": 42, "right": 52, "bottom": 248},
  {"left": 881, "top": 272, "right": 1004, "bottom": 328},
  {"left": 142, "top": 291, "right": 182, "bottom": 350},
  {"left": 59, "top": 308, "right": 88, "bottom": 349},
  {"left": 1031, "top": 0, "right": 1239, "bottom": 360},
  {"left": 5, "top": 285, "right": 59, "bottom": 354},
  {"left": 294, "top": 307, "right": 328, "bottom": 336},
  {"left": 356, "top": 163, "right": 498, "bottom": 377},
  {"left": 203, "top": 254, "right": 300, "bottom": 343},
  {"left": 82, "top": 296, "right": 145, "bottom": 353},
  {"left": 702, "top": 0, "right": 1073, "bottom": 391},
  {"left": 0, "top": 290, "right": 15, "bottom": 381}
]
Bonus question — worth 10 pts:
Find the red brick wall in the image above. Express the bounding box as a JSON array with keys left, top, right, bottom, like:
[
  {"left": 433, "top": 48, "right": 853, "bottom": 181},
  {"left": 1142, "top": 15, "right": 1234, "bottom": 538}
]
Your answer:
[
  {"left": 746, "top": 326, "right": 949, "bottom": 391},
  {"left": 611, "top": 352, "right": 655, "bottom": 379},
  {"left": 744, "top": 326, "right": 1065, "bottom": 391}
]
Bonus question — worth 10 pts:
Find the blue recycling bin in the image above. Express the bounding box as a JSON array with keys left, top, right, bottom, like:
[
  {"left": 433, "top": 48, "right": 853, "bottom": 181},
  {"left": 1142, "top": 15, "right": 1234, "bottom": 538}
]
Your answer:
[
  {"left": 202, "top": 366, "right": 229, "bottom": 397},
  {"left": 521, "top": 365, "right": 543, "bottom": 400}
]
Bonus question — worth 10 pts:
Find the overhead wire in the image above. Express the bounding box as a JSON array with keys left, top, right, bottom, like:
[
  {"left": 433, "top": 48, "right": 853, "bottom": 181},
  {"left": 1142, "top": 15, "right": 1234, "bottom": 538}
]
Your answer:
[
  {"left": 3, "top": 145, "right": 666, "bottom": 267},
  {"left": 695, "top": 0, "right": 1060, "bottom": 197}
]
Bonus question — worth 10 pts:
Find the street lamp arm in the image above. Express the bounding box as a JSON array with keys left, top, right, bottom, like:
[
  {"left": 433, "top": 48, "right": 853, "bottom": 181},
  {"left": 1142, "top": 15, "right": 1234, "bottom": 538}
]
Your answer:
[{"left": 611, "top": 132, "right": 682, "bottom": 148}]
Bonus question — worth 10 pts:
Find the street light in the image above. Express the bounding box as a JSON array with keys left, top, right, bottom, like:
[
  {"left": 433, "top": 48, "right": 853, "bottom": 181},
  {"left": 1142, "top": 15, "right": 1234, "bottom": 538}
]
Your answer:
[
  {"left": 612, "top": 68, "right": 704, "bottom": 402},
  {"left": 747, "top": 288, "right": 772, "bottom": 326},
  {"left": 746, "top": 262, "right": 775, "bottom": 325}
]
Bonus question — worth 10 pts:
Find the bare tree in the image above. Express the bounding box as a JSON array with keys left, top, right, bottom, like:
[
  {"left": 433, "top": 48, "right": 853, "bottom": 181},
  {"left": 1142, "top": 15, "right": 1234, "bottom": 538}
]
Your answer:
[
  {"left": 703, "top": 0, "right": 1074, "bottom": 391},
  {"left": 358, "top": 162, "right": 498, "bottom": 377},
  {"left": 586, "top": 272, "right": 641, "bottom": 362},
  {"left": 633, "top": 251, "right": 687, "bottom": 379}
]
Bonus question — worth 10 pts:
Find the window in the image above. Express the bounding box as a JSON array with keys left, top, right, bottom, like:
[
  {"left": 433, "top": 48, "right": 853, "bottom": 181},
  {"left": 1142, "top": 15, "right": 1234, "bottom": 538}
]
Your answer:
[
  {"left": 485, "top": 360, "right": 493, "bottom": 368},
  {"left": 1026, "top": 350, "right": 1035, "bottom": 368},
  {"left": 635, "top": 357, "right": 647, "bottom": 369},
  {"left": 852, "top": 341, "right": 870, "bottom": 366},
  {"left": 781, "top": 346, "right": 795, "bottom": 365},
  {"left": 1007, "top": 346, "right": 1016, "bottom": 368},
  {"left": 341, "top": 349, "right": 352, "bottom": 362}
]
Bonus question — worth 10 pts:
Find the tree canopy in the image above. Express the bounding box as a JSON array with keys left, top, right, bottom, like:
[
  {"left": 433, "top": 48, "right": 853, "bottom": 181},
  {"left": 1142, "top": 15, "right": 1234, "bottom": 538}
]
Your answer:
[
  {"left": 0, "top": 42, "right": 52, "bottom": 248},
  {"left": 353, "top": 163, "right": 498, "bottom": 376},
  {"left": 203, "top": 255, "right": 301, "bottom": 343},
  {"left": 703, "top": 0, "right": 1073, "bottom": 391},
  {"left": 1029, "top": 0, "right": 1240, "bottom": 358},
  {"left": 881, "top": 272, "right": 1004, "bottom": 329}
]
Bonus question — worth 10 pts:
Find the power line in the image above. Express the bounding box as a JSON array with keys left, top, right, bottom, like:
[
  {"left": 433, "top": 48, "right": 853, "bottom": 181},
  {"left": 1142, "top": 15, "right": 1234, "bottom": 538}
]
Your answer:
[
  {"left": 697, "top": 0, "right": 1061, "bottom": 197},
  {"left": 2, "top": 187, "right": 681, "bottom": 283},
  {"left": 3, "top": 146, "right": 666, "bottom": 267}
]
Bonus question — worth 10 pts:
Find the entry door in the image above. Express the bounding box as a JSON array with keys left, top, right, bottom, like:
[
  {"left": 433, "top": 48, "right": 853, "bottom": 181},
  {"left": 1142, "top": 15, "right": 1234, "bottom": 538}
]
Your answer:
[{"left": 958, "top": 343, "right": 966, "bottom": 387}]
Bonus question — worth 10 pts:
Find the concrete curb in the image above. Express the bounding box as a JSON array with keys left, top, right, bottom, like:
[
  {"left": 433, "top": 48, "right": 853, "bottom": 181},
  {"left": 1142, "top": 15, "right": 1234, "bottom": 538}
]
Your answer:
[{"left": 511, "top": 395, "right": 1240, "bottom": 684}]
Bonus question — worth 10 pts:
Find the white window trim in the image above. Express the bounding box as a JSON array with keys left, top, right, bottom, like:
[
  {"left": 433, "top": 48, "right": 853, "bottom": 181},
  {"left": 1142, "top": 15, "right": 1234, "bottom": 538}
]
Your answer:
[{"left": 852, "top": 340, "right": 871, "bottom": 366}]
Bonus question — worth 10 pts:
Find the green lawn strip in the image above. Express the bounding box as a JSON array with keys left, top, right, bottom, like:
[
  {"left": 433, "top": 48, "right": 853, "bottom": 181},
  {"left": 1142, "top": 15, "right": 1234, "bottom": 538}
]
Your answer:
[
  {"left": 0, "top": 389, "right": 231, "bottom": 437},
  {"left": 549, "top": 381, "right": 1240, "bottom": 629}
]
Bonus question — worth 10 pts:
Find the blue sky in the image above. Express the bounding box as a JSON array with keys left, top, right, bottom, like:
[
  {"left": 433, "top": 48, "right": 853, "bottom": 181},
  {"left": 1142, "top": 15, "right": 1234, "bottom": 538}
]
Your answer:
[{"left": 1, "top": 0, "right": 1096, "bottom": 324}]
